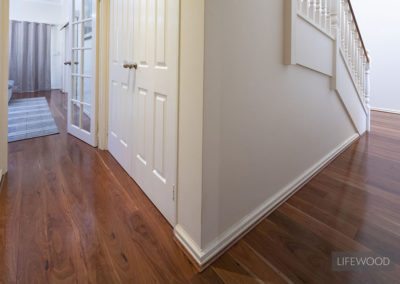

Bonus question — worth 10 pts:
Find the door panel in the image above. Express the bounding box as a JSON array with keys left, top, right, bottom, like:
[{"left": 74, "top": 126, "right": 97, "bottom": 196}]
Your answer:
[
  {"left": 108, "top": 0, "right": 178, "bottom": 225},
  {"left": 131, "top": 0, "right": 179, "bottom": 225},
  {"left": 108, "top": 0, "right": 135, "bottom": 174},
  {"left": 67, "top": 0, "right": 97, "bottom": 146}
]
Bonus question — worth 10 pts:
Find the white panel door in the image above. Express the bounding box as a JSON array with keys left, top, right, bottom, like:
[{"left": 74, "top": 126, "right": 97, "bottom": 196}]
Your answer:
[
  {"left": 131, "top": 0, "right": 179, "bottom": 225},
  {"left": 108, "top": 0, "right": 135, "bottom": 173},
  {"left": 67, "top": 0, "right": 97, "bottom": 146},
  {"left": 108, "top": 0, "right": 178, "bottom": 225}
]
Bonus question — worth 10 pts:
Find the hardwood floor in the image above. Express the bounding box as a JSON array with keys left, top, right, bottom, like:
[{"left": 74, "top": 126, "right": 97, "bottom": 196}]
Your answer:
[{"left": 1, "top": 91, "right": 400, "bottom": 283}]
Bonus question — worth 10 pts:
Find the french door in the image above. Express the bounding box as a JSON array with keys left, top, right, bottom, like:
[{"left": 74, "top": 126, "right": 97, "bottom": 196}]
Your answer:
[
  {"left": 108, "top": 0, "right": 179, "bottom": 225},
  {"left": 67, "top": 0, "right": 97, "bottom": 146}
]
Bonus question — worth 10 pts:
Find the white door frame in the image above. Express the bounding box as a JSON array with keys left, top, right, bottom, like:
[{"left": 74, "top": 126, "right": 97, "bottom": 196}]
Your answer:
[{"left": 0, "top": 0, "right": 9, "bottom": 181}]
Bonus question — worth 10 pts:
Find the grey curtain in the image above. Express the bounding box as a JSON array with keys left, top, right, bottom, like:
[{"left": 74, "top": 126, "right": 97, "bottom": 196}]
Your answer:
[{"left": 8, "top": 21, "right": 51, "bottom": 93}]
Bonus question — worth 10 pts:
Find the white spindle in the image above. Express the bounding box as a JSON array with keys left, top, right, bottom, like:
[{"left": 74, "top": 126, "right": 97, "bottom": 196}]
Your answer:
[
  {"left": 341, "top": 1, "right": 345, "bottom": 49},
  {"left": 346, "top": 9, "right": 351, "bottom": 59},
  {"left": 316, "top": 0, "right": 322, "bottom": 26},
  {"left": 361, "top": 57, "right": 366, "bottom": 96},
  {"left": 322, "top": 0, "right": 330, "bottom": 33},
  {"left": 359, "top": 53, "right": 362, "bottom": 90},
  {"left": 365, "top": 54, "right": 371, "bottom": 131},
  {"left": 302, "top": 0, "right": 308, "bottom": 15},
  {"left": 326, "top": 0, "right": 332, "bottom": 34},
  {"left": 355, "top": 35, "right": 359, "bottom": 77},
  {"left": 309, "top": 0, "right": 315, "bottom": 20}
]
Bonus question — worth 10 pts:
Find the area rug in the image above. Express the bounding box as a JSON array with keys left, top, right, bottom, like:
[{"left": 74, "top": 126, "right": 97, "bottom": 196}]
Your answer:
[{"left": 8, "top": 97, "right": 59, "bottom": 142}]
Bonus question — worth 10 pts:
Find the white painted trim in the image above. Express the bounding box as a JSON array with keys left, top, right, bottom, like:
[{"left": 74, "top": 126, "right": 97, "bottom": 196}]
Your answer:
[
  {"left": 175, "top": 133, "right": 360, "bottom": 266},
  {"left": 97, "top": 0, "right": 110, "bottom": 150},
  {"left": 0, "top": 0, "right": 9, "bottom": 176},
  {"left": 371, "top": 107, "right": 400, "bottom": 115},
  {"left": 174, "top": 224, "right": 204, "bottom": 264}
]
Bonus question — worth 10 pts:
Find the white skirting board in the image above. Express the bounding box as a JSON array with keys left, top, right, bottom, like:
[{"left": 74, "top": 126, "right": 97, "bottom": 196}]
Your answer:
[
  {"left": 174, "top": 133, "right": 360, "bottom": 267},
  {"left": 371, "top": 107, "right": 400, "bottom": 115}
]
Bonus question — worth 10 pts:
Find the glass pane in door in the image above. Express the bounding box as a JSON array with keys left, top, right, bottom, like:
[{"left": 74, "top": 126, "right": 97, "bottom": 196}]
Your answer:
[
  {"left": 84, "top": 0, "right": 93, "bottom": 20},
  {"left": 82, "top": 77, "right": 91, "bottom": 133},
  {"left": 72, "top": 50, "right": 81, "bottom": 73},
  {"left": 83, "top": 49, "right": 92, "bottom": 75},
  {"left": 84, "top": 21, "right": 93, "bottom": 48},
  {"left": 74, "top": 0, "right": 83, "bottom": 22},
  {"left": 83, "top": 77, "right": 91, "bottom": 106},
  {"left": 82, "top": 108, "right": 91, "bottom": 132},
  {"left": 73, "top": 23, "right": 82, "bottom": 48},
  {"left": 72, "top": 102, "right": 81, "bottom": 127},
  {"left": 72, "top": 76, "right": 81, "bottom": 100}
]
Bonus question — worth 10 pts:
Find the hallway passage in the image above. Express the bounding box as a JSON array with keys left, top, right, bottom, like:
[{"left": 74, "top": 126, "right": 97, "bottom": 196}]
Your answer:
[{"left": 1, "top": 91, "right": 400, "bottom": 283}]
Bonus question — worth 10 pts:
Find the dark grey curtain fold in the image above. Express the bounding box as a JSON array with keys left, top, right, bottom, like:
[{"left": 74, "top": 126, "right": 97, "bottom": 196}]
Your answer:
[{"left": 8, "top": 21, "right": 51, "bottom": 93}]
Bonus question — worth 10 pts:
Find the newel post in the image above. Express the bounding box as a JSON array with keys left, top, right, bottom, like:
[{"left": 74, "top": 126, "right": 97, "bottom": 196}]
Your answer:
[{"left": 365, "top": 54, "right": 371, "bottom": 132}]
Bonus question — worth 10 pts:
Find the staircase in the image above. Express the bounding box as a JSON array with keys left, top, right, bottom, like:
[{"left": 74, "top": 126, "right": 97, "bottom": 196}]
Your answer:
[{"left": 286, "top": 0, "right": 371, "bottom": 134}]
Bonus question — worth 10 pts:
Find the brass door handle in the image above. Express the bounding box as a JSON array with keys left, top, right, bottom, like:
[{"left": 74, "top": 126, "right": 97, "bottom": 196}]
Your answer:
[
  {"left": 123, "top": 63, "right": 138, "bottom": 70},
  {"left": 64, "top": 61, "right": 79, "bottom": 66}
]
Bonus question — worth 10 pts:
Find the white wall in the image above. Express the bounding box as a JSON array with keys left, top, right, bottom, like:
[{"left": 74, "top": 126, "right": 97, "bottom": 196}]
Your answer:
[
  {"left": 352, "top": 0, "right": 400, "bottom": 112},
  {"left": 176, "top": 0, "right": 205, "bottom": 250},
  {"left": 10, "top": 0, "right": 69, "bottom": 90},
  {"left": 200, "top": 0, "right": 356, "bottom": 253},
  {"left": 10, "top": 0, "right": 67, "bottom": 25}
]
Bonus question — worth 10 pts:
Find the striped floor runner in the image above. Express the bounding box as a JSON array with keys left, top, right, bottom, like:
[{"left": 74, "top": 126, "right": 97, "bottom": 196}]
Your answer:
[{"left": 8, "top": 97, "right": 59, "bottom": 142}]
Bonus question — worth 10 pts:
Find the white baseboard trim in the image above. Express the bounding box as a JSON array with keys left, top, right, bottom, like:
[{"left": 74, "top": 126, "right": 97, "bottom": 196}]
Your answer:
[
  {"left": 371, "top": 107, "right": 400, "bottom": 115},
  {"left": 0, "top": 169, "right": 3, "bottom": 184},
  {"left": 174, "top": 133, "right": 360, "bottom": 267}
]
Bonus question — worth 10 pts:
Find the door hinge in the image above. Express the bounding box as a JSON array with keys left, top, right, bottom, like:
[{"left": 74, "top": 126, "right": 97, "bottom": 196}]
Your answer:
[{"left": 172, "top": 185, "right": 176, "bottom": 201}]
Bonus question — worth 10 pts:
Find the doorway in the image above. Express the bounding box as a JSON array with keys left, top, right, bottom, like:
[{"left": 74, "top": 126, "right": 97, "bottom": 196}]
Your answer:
[{"left": 5, "top": 0, "right": 98, "bottom": 146}]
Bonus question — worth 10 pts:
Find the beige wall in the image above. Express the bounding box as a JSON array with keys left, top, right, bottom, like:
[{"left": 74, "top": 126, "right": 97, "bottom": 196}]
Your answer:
[
  {"left": 0, "top": 0, "right": 9, "bottom": 178},
  {"left": 175, "top": 0, "right": 205, "bottom": 246},
  {"left": 200, "top": 0, "right": 357, "bottom": 247}
]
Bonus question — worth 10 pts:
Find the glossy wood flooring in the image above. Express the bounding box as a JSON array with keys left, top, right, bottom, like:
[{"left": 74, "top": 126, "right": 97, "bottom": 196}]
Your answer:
[{"left": 1, "top": 91, "right": 400, "bottom": 283}]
